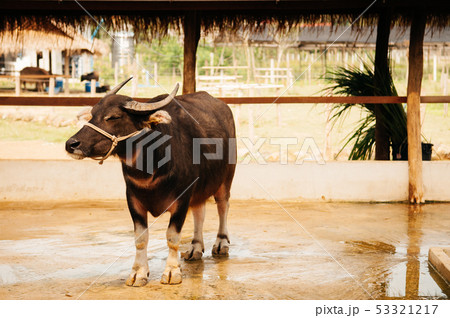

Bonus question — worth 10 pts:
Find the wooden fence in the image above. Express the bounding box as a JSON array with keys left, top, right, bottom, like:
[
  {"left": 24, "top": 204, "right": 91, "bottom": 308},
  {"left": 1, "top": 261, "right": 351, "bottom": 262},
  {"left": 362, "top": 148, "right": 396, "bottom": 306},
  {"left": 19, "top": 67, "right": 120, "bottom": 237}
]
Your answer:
[
  {"left": 0, "top": 95, "right": 448, "bottom": 106},
  {"left": 0, "top": 74, "right": 71, "bottom": 97}
]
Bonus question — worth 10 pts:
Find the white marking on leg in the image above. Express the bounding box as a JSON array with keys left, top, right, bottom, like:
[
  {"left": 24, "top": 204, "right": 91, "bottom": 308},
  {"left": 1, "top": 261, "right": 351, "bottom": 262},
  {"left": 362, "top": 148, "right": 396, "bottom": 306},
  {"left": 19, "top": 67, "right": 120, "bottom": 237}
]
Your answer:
[
  {"left": 217, "top": 200, "right": 229, "bottom": 239},
  {"left": 161, "top": 224, "right": 182, "bottom": 284},
  {"left": 213, "top": 200, "right": 230, "bottom": 256},
  {"left": 126, "top": 222, "right": 149, "bottom": 287},
  {"left": 182, "top": 204, "right": 205, "bottom": 260},
  {"left": 193, "top": 204, "right": 205, "bottom": 248},
  {"left": 134, "top": 223, "right": 149, "bottom": 272}
]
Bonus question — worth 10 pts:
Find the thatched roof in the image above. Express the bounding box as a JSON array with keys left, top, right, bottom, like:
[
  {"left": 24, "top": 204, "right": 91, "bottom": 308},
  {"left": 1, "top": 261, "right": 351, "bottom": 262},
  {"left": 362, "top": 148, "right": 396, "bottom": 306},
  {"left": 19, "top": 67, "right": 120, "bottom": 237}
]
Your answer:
[
  {"left": 213, "top": 25, "right": 450, "bottom": 48},
  {"left": 0, "top": 20, "right": 108, "bottom": 55},
  {"left": 0, "top": 1, "right": 448, "bottom": 40}
]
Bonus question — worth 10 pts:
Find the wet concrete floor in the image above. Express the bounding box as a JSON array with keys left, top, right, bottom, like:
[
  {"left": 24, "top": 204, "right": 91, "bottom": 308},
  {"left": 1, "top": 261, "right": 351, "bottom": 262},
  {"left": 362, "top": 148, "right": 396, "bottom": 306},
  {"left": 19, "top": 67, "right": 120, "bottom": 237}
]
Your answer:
[{"left": 0, "top": 200, "right": 449, "bottom": 300}]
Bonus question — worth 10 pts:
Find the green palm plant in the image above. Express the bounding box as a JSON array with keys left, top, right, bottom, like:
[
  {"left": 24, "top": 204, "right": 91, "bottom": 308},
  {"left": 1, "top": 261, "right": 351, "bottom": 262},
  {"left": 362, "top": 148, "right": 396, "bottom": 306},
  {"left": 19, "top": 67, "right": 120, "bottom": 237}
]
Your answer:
[{"left": 323, "top": 62, "right": 407, "bottom": 160}]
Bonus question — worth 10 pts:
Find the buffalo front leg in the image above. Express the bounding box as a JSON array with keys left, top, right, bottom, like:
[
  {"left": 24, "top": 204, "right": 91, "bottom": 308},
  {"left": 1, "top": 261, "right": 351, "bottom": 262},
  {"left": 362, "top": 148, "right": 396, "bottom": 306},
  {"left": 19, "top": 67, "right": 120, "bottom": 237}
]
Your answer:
[
  {"left": 161, "top": 201, "right": 189, "bottom": 284},
  {"left": 182, "top": 203, "right": 205, "bottom": 261},
  {"left": 125, "top": 194, "right": 149, "bottom": 287}
]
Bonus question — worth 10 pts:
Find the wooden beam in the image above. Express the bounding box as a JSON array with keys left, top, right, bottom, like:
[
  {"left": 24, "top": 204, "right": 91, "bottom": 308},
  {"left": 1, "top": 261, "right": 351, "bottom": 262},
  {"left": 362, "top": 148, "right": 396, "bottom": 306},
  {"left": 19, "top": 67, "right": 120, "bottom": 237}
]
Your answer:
[
  {"left": 0, "top": 75, "right": 70, "bottom": 78},
  {"left": 182, "top": 11, "right": 200, "bottom": 94},
  {"left": 374, "top": 7, "right": 391, "bottom": 160},
  {"left": 0, "top": 96, "right": 449, "bottom": 107},
  {"left": 220, "top": 96, "right": 410, "bottom": 104},
  {"left": 64, "top": 51, "right": 70, "bottom": 95},
  {"left": 421, "top": 96, "right": 450, "bottom": 103},
  {"left": 407, "top": 11, "right": 426, "bottom": 204}
]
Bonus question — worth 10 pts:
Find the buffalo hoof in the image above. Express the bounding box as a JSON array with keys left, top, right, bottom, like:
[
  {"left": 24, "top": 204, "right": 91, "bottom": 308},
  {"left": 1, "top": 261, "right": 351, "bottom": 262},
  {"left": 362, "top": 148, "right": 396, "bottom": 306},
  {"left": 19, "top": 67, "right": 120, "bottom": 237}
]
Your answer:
[
  {"left": 125, "top": 269, "right": 149, "bottom": 287},
  {"left": 212, "top": 237, "right": 230, "bottom": 257},
  {"left": 181, "top": 242, "right": 203, "bottom": 261},
  {"left": 160, "top": 266, "right": 182, "bottom": 285}
]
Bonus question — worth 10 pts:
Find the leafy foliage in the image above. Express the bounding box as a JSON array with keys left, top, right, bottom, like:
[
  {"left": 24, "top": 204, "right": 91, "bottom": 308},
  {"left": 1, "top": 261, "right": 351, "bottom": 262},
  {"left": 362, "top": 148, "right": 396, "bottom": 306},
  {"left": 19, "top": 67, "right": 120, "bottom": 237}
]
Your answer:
[
  {"left": 324, "top": 62, "right": 407, "bottom": 160},
  {"left": 136, "top": 37, "right": 184, "bottom": 75}
]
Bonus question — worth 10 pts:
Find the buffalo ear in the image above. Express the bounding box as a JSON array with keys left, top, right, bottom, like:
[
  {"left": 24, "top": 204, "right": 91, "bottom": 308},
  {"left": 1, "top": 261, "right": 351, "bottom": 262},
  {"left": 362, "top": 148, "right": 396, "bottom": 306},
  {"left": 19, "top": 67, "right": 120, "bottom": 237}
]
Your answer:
[
  {"left": 77, "top": 106, "right": 93, "bottom": 121},
  {"left": 143, "top": 110, "right": 172, "bottom": 128}
]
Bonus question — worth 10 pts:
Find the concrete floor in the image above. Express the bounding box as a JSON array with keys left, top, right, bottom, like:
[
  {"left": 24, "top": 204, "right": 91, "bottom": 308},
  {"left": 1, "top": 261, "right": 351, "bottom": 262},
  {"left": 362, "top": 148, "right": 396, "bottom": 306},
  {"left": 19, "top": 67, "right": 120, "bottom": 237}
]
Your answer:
[{"left": 0, "top": 200, "right": 449, "bottom": 300}]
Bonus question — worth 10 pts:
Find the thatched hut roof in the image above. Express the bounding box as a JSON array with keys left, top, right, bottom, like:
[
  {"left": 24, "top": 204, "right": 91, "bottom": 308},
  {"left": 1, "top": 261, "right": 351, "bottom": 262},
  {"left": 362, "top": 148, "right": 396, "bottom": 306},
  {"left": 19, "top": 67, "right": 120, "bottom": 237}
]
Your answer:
[
  {"left": 0, "top": 19, "right": 108, "bottom": 55},
  {"left": 0, "top": 1, "right": 448, "bottom": 40},
  {"left": 213, "top": 25, "right": 450, "bottom": 48}
]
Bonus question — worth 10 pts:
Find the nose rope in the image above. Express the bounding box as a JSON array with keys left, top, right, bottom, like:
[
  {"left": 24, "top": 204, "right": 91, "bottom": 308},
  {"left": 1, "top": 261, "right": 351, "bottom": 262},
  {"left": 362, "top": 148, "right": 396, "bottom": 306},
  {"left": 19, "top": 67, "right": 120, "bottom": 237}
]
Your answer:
[{"left": 84, "top": 122, "right": 144, "bottom": 165}]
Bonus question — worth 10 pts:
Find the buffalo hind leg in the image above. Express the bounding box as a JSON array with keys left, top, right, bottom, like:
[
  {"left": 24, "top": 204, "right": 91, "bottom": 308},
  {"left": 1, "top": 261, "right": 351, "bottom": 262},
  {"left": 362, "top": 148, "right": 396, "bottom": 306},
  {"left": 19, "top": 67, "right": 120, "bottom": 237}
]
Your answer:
[
  {"left": 161, "top": 200, "right": 189, "bottom": 285},
  {"left": 125, "top": 194, "right": 149, "bottom": 287},
  {"left": 182, "top": 203, "right": 205, "bottom": 261},
  {"left": 212, "top": 184, "right": 231, "bottom": 257}
]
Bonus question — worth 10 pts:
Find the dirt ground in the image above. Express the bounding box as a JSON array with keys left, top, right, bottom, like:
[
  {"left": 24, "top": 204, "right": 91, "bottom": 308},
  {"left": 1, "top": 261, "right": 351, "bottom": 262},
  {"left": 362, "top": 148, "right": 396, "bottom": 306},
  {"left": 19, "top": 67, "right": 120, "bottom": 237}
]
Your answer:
[{"left": 0, "top": 200, "right": 449, "bottom": 300}]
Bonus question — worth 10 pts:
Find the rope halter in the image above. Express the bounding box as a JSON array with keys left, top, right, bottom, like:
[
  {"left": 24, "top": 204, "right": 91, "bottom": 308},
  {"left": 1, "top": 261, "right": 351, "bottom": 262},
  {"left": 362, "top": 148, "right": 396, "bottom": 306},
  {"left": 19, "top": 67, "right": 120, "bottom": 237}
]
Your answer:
[{"left": 84, "top": 122, "right": 144, "bottom": 165}]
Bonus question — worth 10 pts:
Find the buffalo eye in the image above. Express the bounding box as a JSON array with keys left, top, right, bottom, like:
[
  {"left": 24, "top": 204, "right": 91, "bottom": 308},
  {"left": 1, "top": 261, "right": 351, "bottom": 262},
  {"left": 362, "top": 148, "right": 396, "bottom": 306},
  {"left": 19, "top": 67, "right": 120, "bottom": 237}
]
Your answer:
[{"left": 104, "top": 114, "right": 122, "bottom": 121}]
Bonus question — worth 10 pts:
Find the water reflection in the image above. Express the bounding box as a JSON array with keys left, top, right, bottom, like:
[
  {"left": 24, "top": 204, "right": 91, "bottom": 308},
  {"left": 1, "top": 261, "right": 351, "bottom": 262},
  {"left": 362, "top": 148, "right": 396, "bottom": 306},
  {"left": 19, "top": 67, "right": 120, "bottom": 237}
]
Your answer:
[
  {"left": 405, "top": 205, "right": 422, "bottom": 299},
  {"left": 384, "top": 205, "right": 449, "bottom": 299}
]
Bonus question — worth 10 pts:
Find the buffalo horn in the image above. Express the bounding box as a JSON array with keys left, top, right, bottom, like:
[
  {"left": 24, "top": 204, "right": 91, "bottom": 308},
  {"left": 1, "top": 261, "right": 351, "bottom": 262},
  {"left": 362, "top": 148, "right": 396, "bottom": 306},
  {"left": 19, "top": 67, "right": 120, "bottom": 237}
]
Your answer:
[
  {"left": 105, "top": 76, "right": 133, "bottom": 96},
  {"left": 123, "top": 83, "right": 179, "bottom": 112}
]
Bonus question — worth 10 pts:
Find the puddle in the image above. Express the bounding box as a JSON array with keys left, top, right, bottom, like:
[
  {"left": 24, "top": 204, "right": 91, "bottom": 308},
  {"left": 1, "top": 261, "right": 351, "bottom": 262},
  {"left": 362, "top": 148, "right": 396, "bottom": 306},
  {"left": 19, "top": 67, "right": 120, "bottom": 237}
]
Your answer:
[
  {"left": 384, "top": 259, "right": 449, "bottom": 299},
  {"left": 346, "top": 241, "right": 396, "bottom": 254},
  {"left": 0, "top": 201, "right": 449, "bottom": 299}
]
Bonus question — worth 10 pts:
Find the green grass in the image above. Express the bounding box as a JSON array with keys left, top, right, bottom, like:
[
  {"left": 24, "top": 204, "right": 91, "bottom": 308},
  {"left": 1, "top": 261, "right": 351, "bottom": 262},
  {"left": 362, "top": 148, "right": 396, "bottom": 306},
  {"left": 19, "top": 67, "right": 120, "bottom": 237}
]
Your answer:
[
  {"left": 0, "top": 74, "right": 448, "bottom": 159},
  {"left": 0, "top": 119, "right": 78, "bottom": 143},
  {"left": 0, "top": 102, "right": 448, "bottom": 159}
]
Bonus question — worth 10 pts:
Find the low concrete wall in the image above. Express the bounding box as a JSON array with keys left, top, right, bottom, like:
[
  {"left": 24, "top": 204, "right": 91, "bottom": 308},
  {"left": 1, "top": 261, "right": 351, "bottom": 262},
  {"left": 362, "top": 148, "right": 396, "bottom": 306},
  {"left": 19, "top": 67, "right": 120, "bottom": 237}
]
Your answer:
[{"left": 1, "top": 159, "right": 449, "bottom": 202}]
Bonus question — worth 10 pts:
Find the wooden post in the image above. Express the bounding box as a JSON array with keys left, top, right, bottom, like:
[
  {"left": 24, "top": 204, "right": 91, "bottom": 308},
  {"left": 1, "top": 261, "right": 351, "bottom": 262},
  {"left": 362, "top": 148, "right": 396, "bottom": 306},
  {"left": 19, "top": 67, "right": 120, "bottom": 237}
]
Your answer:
[
  {"left": 286, "top": 52, "right": 293, "bottom": 86},
  {"left": 15, "top": 75, "right": 20, "bottom": 96},
  {"left": 374, "top": 8, "right": 392, "bottom": 160},
  {"left": 209, "top": 52, "right": 214, "bottom": 76},
  {"left": 231, "top": 41, "right": 238, "bottom": 77},
  {"left": 48, "top": 50, "right": 52, "bottom": 74},
  {"left": 114, "top": 61, "right": 119, "bottom": 86},
  {"left": 405, "top": 48, "right": 409, "bottom": 83},
  {"left": 49, "top": 77, "right": 55, "bottom": 96},
  {"left": 250, "top": 46, "right": 257, "bottom": 83},
  {"left": 444, "top": 70, "right": 448, "bottom": 116},
  {"left": 131, "top": 61, "right": 138, "bottom": 97},
  {"left": 433, "top": 54, "right": 437, "bottom": 81},
  {"left": 307, "top": 55, "right": 312, "bottom": 84},
  {"left": 248, "top": 87, "right": 255, "bottom": 141},
  {"left": 90, "top": 79, "right": 96, "bottom": 96},
  {"left": 71, "top": 59, "right": 76, "bottom": 78},
  {"left": 270, "top": 59, "right": 275, "bottom": 84},
  {"left": 324, "top": 104, "right": 333, "bottom": 161},
  {"left": 343, "top": 48, "right": 348, "bottom": 69},
  {"left": 64, "top": 51, "right": 70, "bottom": 95},
  {"left": 182, "top": 11, "right": 200, "bottom": 94},
  {"left": 244, "top": 38, "right": 251, "bottom": 83},
  {"left": 276, "top": 88, "right": 282, "bottom": 126},
  {"left": 407, "top": 11, "right": 426, "bottom": 204}
]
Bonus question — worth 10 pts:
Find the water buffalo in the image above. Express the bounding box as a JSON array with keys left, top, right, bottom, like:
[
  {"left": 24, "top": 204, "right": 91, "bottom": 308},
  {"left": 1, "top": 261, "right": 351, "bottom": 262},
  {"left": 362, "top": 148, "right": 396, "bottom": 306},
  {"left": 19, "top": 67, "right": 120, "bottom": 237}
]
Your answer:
[
  {"left": 66, "top": 77, "right": 236, "bottom": 285},
  {"left": 81, "top": 71, "right": 99, "bottom": 82},
  {"left": 20, "top": 67, "right": 50, "bottom": 92}
]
